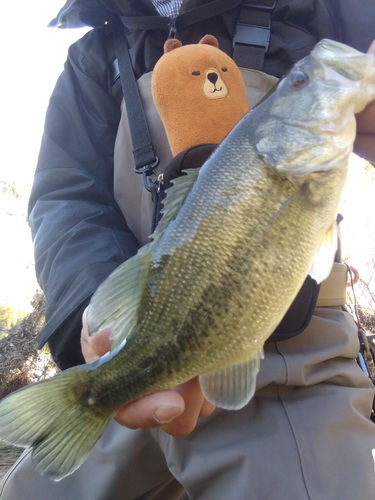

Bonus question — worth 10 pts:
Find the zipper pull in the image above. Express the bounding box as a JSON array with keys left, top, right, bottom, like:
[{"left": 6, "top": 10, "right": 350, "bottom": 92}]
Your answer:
[
  {"left": 150, "top": 174, "right": 165, "bottom": 234},
  {"left": 168, "top": 17, "right": 177, "bottom": 39}
]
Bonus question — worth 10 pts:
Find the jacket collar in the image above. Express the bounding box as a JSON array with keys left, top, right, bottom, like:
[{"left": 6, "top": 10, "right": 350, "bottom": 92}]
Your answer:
[{"left": 48, "top": 0, "right": 157, "bottom": 29}]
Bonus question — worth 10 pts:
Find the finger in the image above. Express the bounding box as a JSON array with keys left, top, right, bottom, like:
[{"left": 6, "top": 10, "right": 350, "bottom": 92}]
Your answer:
[
  {"left": 160, "top": 377, "right": 208, "bottom": 436},
  {"left": 353, "top": 131, "right": 375, "bottom": 162},
  {"left": 81, "top": 308, "right": 113, "bottom": 362},
  {"left": 114, "top": 390, "right": 185, "bottom": 429},
  {"left": 114, "top": 378, "right": 213, "bottom": 434},
  {"left": 367, "top": 38, "right": 375, "bottom": 55},
  {"left": 89, "top": 329, "right": 113, "bottom": 357},
  {"left": 199, "top": 398, "right": 216, "bottom": 418}
]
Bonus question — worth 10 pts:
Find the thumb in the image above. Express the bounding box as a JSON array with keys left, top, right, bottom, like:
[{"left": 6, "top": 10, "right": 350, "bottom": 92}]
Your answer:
[
  {"left": 81, "top": 307, "right": 113, "bottom": 362},
  {"left": 89, "top": 328, "right": 113, "bottom": 358},
  {"left": 367, "top": 39, "right": 375, "bottom": 55}
]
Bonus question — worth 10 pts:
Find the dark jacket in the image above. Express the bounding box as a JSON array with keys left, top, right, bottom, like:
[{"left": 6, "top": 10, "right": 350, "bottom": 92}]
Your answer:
[{"left": 29, "top": 0, "right": 375, "bottom": 369}]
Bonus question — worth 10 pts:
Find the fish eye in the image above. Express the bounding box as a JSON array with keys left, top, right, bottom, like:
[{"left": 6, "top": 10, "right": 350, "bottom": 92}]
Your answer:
[{"left": 289, "top": 71, "right": 308, "bottom": 87}]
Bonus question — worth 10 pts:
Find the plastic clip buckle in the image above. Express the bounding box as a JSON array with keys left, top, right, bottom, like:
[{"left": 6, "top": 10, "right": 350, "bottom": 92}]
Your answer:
[
  {"left": 233, "top": 0, "right": 275, "bottom": 51},
  {"left": 244, "top": 1, "right": 276, "bottom": 11},
  {"left": 233, "top": 24, "right": 271, "bottom": 51},
  {"left": 134, "top": 157, "right": 160, "bottom": 193}
]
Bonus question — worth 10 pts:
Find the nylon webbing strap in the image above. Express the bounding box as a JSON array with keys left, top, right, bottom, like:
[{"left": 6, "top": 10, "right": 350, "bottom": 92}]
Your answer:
[
  {"left": 114, "top": 22, "right": 158, "bottom": 172},
  {"left": 233, "top": 0, "right": 276, "bottom": 70}
]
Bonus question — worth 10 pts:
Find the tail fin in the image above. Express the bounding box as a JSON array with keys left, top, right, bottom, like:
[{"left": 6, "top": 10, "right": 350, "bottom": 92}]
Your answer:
[{"left": 0, "top": 369, "right": 112, "bottom": 481}]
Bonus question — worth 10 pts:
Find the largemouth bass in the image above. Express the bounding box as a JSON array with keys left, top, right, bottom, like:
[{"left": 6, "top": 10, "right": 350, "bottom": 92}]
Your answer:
[{"left": 0, "top": 40, "right": 374, "bottom": 481}]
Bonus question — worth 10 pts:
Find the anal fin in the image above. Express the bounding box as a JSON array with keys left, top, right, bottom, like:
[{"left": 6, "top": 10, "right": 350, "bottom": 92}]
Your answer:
[{"left": 199, "top": 346, "right": 264, "bottom": 410}]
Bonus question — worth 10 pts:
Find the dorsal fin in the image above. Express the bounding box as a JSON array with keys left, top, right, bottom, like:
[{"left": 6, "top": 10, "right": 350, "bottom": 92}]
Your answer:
[{"left": 151, "top": 168, "right": 200, "bottom": 244}]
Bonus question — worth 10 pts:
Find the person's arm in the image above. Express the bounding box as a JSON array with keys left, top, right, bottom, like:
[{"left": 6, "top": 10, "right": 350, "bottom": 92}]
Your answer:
[
  {"left": 354, "top": 39, "right": 375, "bottom": 162},
  {"left": 29, "top": 28, "right": 139, "bottom": 370}
]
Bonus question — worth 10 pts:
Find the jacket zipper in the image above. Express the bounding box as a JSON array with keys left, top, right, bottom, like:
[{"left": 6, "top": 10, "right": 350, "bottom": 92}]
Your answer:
[
  {"left": 168, "top": 16, "right": 177, "bottom": 38},
  {"left": 150, "top": 174, "right": 164, "bottom": 234}
]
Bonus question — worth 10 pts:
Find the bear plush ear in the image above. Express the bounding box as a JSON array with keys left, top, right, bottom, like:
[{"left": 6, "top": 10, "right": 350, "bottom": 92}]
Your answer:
[
  {"left": 199, "top": 34, "right": 219, "bottom": 48},
  {"left": 152, "top": 32, "right": 248, "bottom": 156},
  {"left": 164, "top": 39, "right": 183, "bottom": 53}
]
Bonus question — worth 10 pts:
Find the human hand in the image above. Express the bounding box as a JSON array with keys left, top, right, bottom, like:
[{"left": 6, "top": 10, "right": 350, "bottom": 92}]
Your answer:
[
  {"left": 81, "top": 309, "right": 216, "bottom": 436},
  {"left": 354, "top": 39, "right": 375, "bottom": 161}
]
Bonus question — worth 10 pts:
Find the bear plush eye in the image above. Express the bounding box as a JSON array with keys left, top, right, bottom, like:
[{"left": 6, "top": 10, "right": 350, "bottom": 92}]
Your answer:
[
  {"left": 222, "top": 67, "right": 228, "bottom": 72},
  {"left": 192, "top": 71, "right": 200, "bottom": 76}
]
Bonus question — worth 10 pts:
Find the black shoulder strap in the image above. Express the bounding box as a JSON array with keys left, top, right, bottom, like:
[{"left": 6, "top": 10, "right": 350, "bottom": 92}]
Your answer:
[
  {"left": 113, "top": 21, "right": 159, "bottom": 180},
  {"left": 233, "top": 0, "right": 276, "bottom": 70}
]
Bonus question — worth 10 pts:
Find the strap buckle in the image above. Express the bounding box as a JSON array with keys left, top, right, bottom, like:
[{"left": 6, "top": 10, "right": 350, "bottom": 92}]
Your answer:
[
  {"left": 134, "top": 157, "right": 160, "bottom": 193},
  {"left": 243, "top": 0, "right": 276, "bottom": 11},
  {"left": 233, "top": 24, "right": 271, "bottom": 51},
  {"left": 233, "top": 0, "right": 276, "bottom": 51}
]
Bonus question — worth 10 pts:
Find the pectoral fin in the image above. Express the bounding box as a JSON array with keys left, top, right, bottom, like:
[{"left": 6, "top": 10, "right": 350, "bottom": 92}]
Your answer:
[
  {"left": 87, "top": 249, "right": 151, "bottom": 350},
  {"left": 87, "top": 169, "right": 200, "bottom": 350},
  {"left": 308, "top": 221, "right": 337, "bottom": 284},
  {"left": 199, "top": 347, "right": 264, "bottom": 410}
]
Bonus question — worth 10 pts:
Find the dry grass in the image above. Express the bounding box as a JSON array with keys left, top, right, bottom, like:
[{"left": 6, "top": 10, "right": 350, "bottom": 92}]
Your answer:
[
  {"left": 0, "top": 291, "right": 57, "bottom": 400},
  {"left": 0, "top": 441, "right": 23, "bottom": 482},
  {"left": 0, "top": 291, "right": 57, "bottom": 481},
  {"left": 358, "top": 307, "right": 375, "bottom": 335}
]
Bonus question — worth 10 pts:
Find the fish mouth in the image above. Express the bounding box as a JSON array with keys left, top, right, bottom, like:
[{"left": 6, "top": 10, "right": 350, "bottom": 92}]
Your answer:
[
  {"left": 315, "top": 39, "right": 369, "bottom": 62},
  {"left": 318, "top": 39, "right": 361, "bottom": 57},
  {"left": 280, "top": 118, "right": 338, "bottom": 134},
  {"left": 312, "top": 39, "right": 375, "bottom": 84}
]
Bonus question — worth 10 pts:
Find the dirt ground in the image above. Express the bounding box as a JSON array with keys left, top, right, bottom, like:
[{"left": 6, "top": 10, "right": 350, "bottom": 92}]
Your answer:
[{"left": 0, "top": 441, "right": 23, "bottom": 482}]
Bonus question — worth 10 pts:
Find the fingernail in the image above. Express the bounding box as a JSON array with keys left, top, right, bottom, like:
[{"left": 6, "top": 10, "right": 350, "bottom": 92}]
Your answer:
[{"left": 154, "top": 405, "right": 183, "bottom": 424}]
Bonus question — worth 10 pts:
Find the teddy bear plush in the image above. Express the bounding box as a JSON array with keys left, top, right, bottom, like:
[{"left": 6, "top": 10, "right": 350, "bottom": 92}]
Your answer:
[{"left": 151, "top": 34, "right": 249, "bottom": 158}]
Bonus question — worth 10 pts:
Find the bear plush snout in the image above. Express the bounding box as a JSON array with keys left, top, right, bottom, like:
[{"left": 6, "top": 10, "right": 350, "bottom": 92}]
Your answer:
[{"left": 202, "top": 68, "right": 228, "bottom": 99}]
